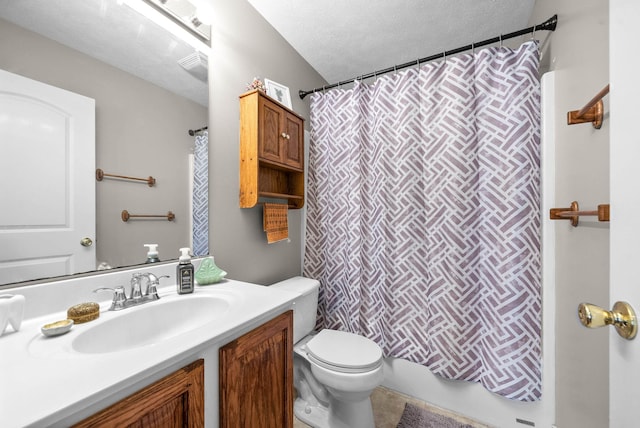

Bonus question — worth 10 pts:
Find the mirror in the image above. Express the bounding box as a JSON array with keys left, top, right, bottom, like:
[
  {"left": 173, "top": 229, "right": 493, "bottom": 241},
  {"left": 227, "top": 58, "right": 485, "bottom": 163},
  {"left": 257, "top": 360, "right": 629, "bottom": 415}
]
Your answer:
[{"left": 0, "top": 0, "right": 209, "bottom": 287}]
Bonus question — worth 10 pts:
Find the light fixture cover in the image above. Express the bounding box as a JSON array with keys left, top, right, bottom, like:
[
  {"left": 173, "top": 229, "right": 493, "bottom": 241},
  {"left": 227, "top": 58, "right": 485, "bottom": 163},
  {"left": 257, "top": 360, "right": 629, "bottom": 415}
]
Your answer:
[{"left": 145, "top": 0, "right": 211, "bottom": 41}]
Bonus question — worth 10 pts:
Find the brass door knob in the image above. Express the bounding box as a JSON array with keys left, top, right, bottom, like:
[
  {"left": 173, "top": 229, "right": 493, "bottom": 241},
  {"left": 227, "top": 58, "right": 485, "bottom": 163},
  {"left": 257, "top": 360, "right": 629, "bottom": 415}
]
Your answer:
[
  {"left": 578, "top": 301, "right": 637, "bottom": 340},
  {"left": 80, "top": 237, "right": 93, "bottom": 247}
]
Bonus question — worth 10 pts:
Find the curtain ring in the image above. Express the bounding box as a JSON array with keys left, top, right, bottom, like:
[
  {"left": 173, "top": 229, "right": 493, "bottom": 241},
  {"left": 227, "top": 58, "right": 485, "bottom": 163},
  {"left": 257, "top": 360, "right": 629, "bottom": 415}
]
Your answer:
[
  {"left": 374, "top": 71, "right": 377, "bottom": 82},
  {"left": 499, "top": 34, "right": 503, "bottom": 47},
  {"left": 532, "top": 26, "right": 536, "bottom": 40},
  {"left": 472, "top": 42, "right": 475, "bottom": 55},
  {"left": 443, "top": 50, "right": 447, "bottom": 63},
  {"left": 416, "top": 58, "right": 420, "bottom": 70},
  {"left": 322, "top": 85, "right": 326, "bottom": 94}
]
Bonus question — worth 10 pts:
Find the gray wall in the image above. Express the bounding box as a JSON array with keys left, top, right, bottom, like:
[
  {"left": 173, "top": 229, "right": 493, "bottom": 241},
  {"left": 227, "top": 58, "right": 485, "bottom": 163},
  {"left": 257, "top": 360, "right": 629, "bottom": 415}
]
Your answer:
[
  {"left": 0, "top": 18, "right": 207, "bottom": 269},
  {"left": 529, "top": 2, "right": 610, "bottom": 427},
  {"left": 206, "top": 0, "right": 326, "bottom": 285}
]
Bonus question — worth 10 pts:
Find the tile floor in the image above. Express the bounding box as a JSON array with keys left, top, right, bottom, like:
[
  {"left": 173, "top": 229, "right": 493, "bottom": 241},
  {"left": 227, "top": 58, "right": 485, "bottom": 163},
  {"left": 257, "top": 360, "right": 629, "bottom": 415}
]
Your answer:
[{"left": 293, "top": 386, "right": 490, "bottom": 428}]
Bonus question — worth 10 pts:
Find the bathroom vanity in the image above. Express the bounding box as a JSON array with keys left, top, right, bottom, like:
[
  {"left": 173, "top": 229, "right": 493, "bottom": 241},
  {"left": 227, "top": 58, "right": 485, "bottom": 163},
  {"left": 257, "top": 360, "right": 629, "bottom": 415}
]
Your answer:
[
  {"left": 73, "top": 359, "right": 205, "bottom": 427},
  {"left": 0, "top": 264, "right": 298, "bottom": 427}
]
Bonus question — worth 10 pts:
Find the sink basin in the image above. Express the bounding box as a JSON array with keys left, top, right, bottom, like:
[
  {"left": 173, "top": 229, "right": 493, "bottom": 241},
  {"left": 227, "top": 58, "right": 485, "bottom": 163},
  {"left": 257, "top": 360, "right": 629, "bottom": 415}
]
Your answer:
[{"left": 71, "top": 294, "right": 232, "bottom": 354}]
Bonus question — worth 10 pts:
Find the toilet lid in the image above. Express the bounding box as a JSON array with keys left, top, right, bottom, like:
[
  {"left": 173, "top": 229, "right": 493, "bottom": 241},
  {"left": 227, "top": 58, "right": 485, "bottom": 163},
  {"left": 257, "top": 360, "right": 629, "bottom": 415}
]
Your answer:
[{"left": 305, "top": 329, "right": 383, "bottom": 373}]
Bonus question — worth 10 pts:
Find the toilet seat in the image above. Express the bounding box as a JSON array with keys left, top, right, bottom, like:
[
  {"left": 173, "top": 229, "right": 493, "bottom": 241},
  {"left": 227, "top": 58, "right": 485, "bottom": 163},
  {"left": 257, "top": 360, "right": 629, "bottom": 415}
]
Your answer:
[{"left": 305, "top": 329, "right": 383, "bottom": 374}]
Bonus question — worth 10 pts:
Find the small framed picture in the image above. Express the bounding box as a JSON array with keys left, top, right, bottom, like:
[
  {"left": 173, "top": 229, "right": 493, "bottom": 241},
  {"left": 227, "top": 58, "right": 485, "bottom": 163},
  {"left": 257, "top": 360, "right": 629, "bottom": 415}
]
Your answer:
[{"left": 264, "top": 79, "right": 292, "bottom": 109}]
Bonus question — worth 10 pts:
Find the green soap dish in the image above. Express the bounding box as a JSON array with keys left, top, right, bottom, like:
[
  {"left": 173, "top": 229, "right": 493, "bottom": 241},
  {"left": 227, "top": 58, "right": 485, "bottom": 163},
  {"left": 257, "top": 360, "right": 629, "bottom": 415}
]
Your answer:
[{"left": 195, "top": 257, "right": 227, "bottom": 285}]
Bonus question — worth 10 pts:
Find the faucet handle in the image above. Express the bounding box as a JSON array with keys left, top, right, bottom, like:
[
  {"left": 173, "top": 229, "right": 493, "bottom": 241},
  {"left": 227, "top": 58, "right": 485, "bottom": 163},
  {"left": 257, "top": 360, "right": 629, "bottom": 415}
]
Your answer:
[
  {"left": 130, "top": 274, "right": 144, "bottom": 302},
  {"left": 144, "top": 274, "right": 169, "bottom": 301},
  {"left": 94, "top": 286, "right": 127, "bottom": 311}
]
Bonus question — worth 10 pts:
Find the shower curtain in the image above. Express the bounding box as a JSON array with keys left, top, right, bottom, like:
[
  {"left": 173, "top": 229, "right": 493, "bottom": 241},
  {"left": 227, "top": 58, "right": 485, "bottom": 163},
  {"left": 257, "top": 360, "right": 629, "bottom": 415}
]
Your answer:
[
  {"left": 304, "top": 41, "right": 541, "bottom": 401},
  {"left": 192, "top": 131, "right": 209, "bottom": 256}
]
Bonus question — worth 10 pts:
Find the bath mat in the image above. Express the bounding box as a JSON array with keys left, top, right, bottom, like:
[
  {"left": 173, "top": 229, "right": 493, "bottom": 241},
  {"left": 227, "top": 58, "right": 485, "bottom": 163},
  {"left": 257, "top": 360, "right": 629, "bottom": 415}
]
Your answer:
[{"left": 396, "top": 402, "right": 475, "bottom": 428}]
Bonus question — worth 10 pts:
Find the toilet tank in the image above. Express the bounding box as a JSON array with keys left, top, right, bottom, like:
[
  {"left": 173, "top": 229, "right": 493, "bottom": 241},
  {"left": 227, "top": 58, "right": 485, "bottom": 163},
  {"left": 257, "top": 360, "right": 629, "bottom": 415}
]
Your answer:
[{"left": 269, "top": 276, "right": 320, "bottom": 343}]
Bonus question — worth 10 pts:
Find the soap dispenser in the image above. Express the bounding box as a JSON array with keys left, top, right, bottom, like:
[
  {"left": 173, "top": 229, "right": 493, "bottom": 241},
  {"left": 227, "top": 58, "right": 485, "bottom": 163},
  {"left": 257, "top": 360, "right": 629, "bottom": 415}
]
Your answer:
[
  {"left": 176, "top": 247, "right": 194, "bottom": 294},
  {"left": 144, "top": 244, "right": 160, "bottom": 263}
]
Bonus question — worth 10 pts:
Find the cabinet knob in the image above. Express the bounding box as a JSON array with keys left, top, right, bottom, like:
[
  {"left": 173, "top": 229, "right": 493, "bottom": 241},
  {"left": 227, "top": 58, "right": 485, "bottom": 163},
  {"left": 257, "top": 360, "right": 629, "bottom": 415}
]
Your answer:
[{"left": 281, "top": 132, "right": 290, "bottom": 140}]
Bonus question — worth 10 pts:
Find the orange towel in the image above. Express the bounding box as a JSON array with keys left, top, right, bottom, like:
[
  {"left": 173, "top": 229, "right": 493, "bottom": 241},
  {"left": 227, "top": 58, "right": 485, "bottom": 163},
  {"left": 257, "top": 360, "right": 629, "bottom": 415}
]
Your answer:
[{"left": 263, "top": 203, "right": 289, "bottom": 244}]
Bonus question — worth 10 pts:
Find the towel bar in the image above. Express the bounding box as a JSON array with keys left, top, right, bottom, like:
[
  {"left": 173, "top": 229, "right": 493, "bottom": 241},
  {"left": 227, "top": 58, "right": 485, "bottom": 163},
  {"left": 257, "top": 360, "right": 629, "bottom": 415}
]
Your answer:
[
  {"left": 549, "top": 201, "right": 609, "bottom": 227},
  {"left": 96, "top": 169, "right": 156, "bottom": 187},
  {"left": 567, "top": 84, "right": 609, "bottom": 129},
  {"left": 121, "top": 210, "right": 175, "bottom": 222}
]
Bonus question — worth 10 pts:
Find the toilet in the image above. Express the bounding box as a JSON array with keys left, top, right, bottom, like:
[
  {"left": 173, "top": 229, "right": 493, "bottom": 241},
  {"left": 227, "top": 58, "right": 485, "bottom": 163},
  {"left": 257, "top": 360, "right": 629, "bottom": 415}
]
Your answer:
[{"left": 271, "top": 277, "right": 383, "bottom": 428}]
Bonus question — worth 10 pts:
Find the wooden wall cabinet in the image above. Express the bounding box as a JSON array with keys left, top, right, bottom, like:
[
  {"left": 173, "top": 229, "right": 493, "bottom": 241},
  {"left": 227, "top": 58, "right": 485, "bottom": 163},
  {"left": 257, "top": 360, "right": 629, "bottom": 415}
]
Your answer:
[
  {"left": 219, "top": 311, "right": 294, "bottom": 428},
  {"left": 73, "top": 359, "right": 204, "bottom": 428},
  {"left": 240, "top": 90, "right": 305, "bottom": 209}
]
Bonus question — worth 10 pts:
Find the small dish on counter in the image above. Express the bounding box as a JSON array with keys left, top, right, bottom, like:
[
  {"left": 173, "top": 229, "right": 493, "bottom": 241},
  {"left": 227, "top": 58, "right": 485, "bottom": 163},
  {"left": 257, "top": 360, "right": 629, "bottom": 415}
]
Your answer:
[
  {"left": 41, "top": 319, "right": 74, "bottom": 337},
  {"left": 195, "top": 257, "right": 228, "bottom": 285}
]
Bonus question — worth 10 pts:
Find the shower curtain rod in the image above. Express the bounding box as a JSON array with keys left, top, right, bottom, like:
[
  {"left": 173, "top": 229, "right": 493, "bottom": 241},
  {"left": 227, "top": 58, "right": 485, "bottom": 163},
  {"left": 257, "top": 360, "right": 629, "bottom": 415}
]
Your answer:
[
  {"left": 188, "top": 126, "right": 208, "bottom": 136},
  {"left": 298, "top": 14, "right": 557, "bottom": 100}
]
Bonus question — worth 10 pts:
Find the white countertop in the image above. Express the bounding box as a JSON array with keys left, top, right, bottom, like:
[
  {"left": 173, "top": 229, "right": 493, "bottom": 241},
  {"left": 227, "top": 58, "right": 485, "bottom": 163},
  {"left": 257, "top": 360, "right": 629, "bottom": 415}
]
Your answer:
[{"left": 0, "top": 278, "right": 297, "bottom": 427}]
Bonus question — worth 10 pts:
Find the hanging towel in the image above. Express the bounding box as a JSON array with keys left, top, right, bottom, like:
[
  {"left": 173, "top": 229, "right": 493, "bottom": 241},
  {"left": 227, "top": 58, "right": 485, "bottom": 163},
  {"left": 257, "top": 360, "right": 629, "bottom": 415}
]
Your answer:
[{"left": 263, "top": 203, "right": 289, "bottom": 244}]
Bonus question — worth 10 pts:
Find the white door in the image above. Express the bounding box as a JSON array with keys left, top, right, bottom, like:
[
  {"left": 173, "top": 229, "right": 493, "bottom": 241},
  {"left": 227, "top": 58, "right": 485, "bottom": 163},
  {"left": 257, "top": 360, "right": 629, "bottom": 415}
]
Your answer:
[
  {"left": 610, "top": 1, "right": 640, "bottom": 425},
  {"left": 0, "top": 69, "right": 95, "bottom": 285}
]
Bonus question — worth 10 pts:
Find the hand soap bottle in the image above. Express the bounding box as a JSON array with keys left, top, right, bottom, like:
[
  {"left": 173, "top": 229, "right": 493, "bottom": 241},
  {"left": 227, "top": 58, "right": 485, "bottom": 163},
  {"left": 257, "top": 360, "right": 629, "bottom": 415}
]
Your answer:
[
  {"left": 176, "top": 247, "right": 194, "bottom": 294},
  {"left": 144, "top": 244, "right": 160, "bottom": 263}
]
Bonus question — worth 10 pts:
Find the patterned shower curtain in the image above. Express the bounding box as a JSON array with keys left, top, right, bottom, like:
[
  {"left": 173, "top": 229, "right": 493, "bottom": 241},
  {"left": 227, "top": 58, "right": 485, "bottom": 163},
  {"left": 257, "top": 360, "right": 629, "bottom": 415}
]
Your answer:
[
  {"left": 304, "top": 41, "right": 542, "bottom": 401},
  {"left": 192, "top": 131, "right": 209, "bottom": 256}
]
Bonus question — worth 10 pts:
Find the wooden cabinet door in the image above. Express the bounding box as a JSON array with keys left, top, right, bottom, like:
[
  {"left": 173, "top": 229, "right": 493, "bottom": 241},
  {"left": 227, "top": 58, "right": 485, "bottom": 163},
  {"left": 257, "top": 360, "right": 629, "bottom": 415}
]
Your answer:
[
  {"left": 219, "top": 311, "right": 293, "bottom": 428},
  {"left": 259, "top": 96, "right": 284, "bottom": 165},
  {"left": 73, "top": 359, "right": 204, "bottom": 428},
  {"left": 258, "top": 95, "right": 303, "bottom": 170},
  {"left": 283, "top": 112, "right": 303, "bottom": 170}
]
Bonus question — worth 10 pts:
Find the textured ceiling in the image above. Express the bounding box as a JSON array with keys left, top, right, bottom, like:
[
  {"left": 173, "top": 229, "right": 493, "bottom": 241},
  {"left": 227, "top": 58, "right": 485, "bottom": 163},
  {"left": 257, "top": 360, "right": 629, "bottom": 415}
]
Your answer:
[
  {"left": 248, "top": 0, "right": 536, "bottom": 84},
  {"left": 1, "top": 1, "right": 536, "bottom": 106}
]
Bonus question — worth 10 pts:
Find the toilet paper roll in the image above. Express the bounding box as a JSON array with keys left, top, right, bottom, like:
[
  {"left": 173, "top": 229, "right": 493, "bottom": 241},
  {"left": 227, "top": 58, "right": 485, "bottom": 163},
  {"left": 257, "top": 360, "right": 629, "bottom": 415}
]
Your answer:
[{"left": 0, "top": 294, "right": 25, "bottom": 336}]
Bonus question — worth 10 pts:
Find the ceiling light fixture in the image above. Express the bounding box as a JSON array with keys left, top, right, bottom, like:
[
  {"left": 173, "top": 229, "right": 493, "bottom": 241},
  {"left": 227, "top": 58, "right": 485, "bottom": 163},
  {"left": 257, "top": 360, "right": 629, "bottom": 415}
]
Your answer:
[{"left": 122, "top": 0, "right": 210, "bottom": 53}]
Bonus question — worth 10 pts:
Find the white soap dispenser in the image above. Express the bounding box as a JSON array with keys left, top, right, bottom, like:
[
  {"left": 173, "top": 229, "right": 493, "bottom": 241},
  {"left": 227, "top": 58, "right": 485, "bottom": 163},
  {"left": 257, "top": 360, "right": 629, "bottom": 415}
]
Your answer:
[
  {"left": 176, "top": 247, "right": 194, "bottom": 294},
  {"left": 144, "top": 244, "right": 160, "bottom": 263}
]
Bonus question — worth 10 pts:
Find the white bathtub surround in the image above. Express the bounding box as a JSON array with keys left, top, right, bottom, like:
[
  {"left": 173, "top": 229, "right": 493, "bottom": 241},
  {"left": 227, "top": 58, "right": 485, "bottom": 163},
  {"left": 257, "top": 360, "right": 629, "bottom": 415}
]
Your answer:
[{"left": 0, "top": 263, "right": 299, "bottom": 427}]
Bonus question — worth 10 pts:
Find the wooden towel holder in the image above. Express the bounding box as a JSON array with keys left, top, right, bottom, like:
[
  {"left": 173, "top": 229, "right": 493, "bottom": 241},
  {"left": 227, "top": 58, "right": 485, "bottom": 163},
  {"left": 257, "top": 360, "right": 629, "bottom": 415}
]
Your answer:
[
  {"left": 96, "top": 168, "right": 156, "bottom": 187},
  {"left": 550, "top": 201, "right": 610, "bottom": 227},
  {"left": 567, "top": 84, "right": 609, "bottom": 129},
  {"left": 121, "top": 210, "right": 175, "bottom": 222}
]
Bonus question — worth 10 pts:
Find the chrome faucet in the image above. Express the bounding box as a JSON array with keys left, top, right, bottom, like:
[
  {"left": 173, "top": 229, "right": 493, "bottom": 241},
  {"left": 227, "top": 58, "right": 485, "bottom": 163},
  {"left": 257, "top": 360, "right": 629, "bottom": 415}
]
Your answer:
[
  {"left": 94, "top": 273, "right": 169, "bottom": 311},
  {"left": 139, "top": 272, "right": 167, "bottom": 301},
  {"left": 130, "top": 273, "right": 144, "bottom": 303}
]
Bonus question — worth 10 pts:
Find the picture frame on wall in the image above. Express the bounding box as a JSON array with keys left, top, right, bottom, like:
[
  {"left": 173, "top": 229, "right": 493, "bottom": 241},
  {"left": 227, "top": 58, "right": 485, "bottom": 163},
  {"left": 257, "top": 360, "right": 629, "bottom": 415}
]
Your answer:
[{"left": 264, "top": 79, "right": 292, "bottom": 109}]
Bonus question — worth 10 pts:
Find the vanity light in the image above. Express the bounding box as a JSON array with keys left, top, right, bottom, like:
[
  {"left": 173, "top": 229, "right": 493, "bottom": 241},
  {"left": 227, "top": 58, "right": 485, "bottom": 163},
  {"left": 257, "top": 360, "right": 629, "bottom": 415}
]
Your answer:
[
  {"left": 191, "top": 15, "right": 203, "bottom": 27},
  {"left": 192, "top": 1, "right": 213, "bottom": 26},
  {"left": 147, "top": 0, "right": 211, "bottom": 40},
  {"left": 122, "top": 0, "right": 211, "bottom": 53}
]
